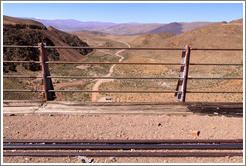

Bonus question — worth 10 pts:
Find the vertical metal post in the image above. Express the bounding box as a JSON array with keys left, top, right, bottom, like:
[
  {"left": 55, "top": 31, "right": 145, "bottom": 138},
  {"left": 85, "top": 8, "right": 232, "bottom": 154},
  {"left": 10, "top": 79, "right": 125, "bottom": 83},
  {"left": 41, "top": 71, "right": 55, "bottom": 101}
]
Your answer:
[
  {"left": 38, "top": 43, "right": 56, "bottom": 101},
  {"left": 39, "top": 43, "right": 48, "bottom": 101},
  {"left": 175, "top": 45, "right": 191, "bottom": 102}
]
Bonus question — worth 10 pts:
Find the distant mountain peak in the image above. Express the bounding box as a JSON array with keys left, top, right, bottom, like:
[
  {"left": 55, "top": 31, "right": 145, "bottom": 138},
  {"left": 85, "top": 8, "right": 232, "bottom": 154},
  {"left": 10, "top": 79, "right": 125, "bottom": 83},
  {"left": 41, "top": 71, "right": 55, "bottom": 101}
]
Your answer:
[{"left": 17, "top": 17, "right": 215, "bottom": 35}]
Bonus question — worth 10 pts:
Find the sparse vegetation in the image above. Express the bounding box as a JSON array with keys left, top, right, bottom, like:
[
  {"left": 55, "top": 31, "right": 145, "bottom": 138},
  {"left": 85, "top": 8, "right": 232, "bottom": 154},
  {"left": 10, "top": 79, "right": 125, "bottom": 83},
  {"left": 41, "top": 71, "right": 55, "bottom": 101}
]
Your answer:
[
  {"left": 60, "top": 84, "right": 92, "bottom": 101},
  {"left": 3, "top": 16, "right": 243, "bottom": 102},
  {"left": 3, "top": 78, "right": 42, "bottom": 100}
]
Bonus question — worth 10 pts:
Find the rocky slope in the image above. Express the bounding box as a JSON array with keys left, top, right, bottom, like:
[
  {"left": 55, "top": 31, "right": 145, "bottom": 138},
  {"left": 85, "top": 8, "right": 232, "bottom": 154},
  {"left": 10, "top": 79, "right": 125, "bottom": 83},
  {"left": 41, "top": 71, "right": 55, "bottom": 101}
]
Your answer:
[{"left": 3, "top": 15, "right": 92, "bottom": 73}]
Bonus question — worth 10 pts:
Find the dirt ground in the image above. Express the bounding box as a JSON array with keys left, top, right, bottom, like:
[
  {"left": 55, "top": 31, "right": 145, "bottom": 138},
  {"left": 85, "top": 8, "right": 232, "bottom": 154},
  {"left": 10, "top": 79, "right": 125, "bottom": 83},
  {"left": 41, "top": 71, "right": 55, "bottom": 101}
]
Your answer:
[{"left": 3, "top": 113, "right": 243, "bottom": 163}]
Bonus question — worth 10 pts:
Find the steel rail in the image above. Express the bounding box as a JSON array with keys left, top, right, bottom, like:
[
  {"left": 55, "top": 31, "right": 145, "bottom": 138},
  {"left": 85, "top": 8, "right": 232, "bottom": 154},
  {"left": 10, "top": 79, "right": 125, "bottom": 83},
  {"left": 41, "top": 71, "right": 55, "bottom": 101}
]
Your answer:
[
  {"left": 3, "top": 45, "right": 243, "bottom": 51},
  {"left": 4, "top": 90, "right": 242, "bottom": 93},
  {"left": 46, "top": 46, "right": 185, "bottom": 50},
  {"left": 186, "top": 91, "right": 243, "bottom": 94},
  {"left": 46, "top": 62, "right": 183, "bottom": 65},
  {"left": 46, "top": 76, "right": 243, "bottom": 80},
  {"left": 3, "top": 45, "right": 39, "bottom": 48},
  {"left": 3, "top": 75, "right": 42, "bottom": 78},
  {"left": 3, "top": 143, "right": 242, "bottom": 150},
  {"left": 46, "top": 76, "right": 181, "bottom": 79},
  {"left": 4, "top": 139, "right": 243, "bottom": 144},
  {"left": 3, "top": 90, "right": 44, "bottom": 92},
  {"left": 188, "top": 77, "right": 243, "bottom": 80},
  {"left": 43, "top": 46, "right": 243, "bottom": 51},
  {"left": 191, "top": 48, "right": 243, "bottom": 51},
  {"left": 48, "top": 90, "right": 177, "bottom": 93},
  {"left": 44, "top": 61, "right": 243, "bottom": 66},
  {"left": 3, "top": 75, "right": 243, "bottom": 80},
  {"left": 188, "top": 63, "right": 242, "bottom": 66},
  {"left": 3, "top": 61, "right": 41, "bottom": 63},
  {"left": 3, "top": 151, "right": 243, "bottom": 157},
  {"left": 3, "top": 61, "right": 243, "bottom": 66},
  {"left": 47, "top": 90, "right": 243, "bottom": 93}
]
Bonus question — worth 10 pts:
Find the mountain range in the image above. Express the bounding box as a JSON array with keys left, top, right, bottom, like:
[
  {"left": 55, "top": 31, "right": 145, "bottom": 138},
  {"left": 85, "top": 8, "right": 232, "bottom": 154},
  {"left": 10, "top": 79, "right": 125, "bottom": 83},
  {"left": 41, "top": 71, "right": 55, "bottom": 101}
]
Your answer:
[{"left": 20, "top": 17, "right": 213, "bottom": 36}]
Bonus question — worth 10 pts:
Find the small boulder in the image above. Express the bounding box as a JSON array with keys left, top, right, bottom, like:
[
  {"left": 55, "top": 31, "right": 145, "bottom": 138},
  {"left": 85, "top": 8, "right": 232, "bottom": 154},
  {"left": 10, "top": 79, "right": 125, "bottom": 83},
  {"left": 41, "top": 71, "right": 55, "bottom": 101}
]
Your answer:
[
  {"left": 109, "top": 157, "right": 116, "bottom": 162},
  {"left": 77, "top": 156, "right": 94, "bottom": 163}
]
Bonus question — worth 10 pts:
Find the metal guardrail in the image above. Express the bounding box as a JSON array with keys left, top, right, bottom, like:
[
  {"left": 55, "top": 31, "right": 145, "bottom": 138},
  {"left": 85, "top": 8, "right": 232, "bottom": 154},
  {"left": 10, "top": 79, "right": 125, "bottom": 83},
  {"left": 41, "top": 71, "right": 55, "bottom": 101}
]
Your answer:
[
  {"left": 3, "top": 43, "right": 243, "bottom": 102},
  {"left": 3, "top": 75, "right": 243, "bottom": 80},
  {"left": 3, "top": 61, "right": 243, "bottom": 65},
  {"left": 3, "top": 45, "right": 243, "bottom": 51}
]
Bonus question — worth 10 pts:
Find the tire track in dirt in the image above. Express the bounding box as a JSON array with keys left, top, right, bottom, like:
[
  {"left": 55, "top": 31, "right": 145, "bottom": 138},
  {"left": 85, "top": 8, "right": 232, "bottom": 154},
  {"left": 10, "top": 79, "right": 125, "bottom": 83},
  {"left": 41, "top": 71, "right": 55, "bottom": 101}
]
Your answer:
[{"left": 91, "top": 41, "right": 130, "bottom": 102}]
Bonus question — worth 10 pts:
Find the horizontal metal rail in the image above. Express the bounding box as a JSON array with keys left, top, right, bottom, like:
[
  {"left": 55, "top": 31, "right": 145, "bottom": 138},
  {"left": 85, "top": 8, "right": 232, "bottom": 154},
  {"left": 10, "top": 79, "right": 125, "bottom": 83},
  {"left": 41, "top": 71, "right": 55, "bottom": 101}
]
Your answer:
[
  {"left": 3, "top": 44, "right": 243, "bottom": 101},
  {"left": 46, "top": 90, "right": 243, "bottom": 93},
  {"left": 186, "top": 91, "right": 243, "bottom": 93},
  {"left": 3, "top": 61, "right": 243, "bottom": 66},
  {"left": 3, "top": 90, "right": 44, "bottom": 92},
  {"left": 191, "top": 48, "right": 243, "bottom": 51},
  {"left": 190, "top": 63, "right": 243, "bottom": 66},
  {"left": 4, "top": 139, "right": 243, "bottom": 158},
  {"left": 40, "top": 46, "right": 245, "bottom": 51},
  {"left": 45, "top": 61, "right": 243, "bottom": 65},
  {"left": 3, "top": 144, "right": 242, "bottom": 150},
  {"left": 3, "top": 45, "right": 243, "bottom": 51},
  {"left": 4, "top": 139, "right": 242, "bottom": 144},
  {"left": 46, "top": 76, "right": 180, "bottom": 79},
  {"left": 4, "top": 151, "right": 243, "bottom": 157},
  {"left": 3, "top": 90, "right": 242, "bottom": 93},
  {"left": 48, "top": 90, "right": 177, "bottom": 93},
  {"left": 3, "top": 61, "right": 41, "bottom": 63},
  {"left": 47, "top": 76, "right": 243, "bottom": 80},
  {"left": 3, "top": 45, "right": 39, "bottom": 48},
  {"left": 3, "top": 75, "right": 243, "bottom": 80},
  {"left": 188, "top": 77, "right": 243, "bottom": 80},
  {"left": 45, "top": 62, "right": 183, "bottom": 65},
  {"left": 3, "top": 75, "right": 42, "bottom": 78}
]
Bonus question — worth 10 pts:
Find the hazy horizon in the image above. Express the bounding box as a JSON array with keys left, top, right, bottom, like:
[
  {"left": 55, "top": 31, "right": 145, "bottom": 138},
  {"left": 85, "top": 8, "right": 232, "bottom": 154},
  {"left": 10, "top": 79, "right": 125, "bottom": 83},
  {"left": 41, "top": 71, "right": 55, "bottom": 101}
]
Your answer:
[
  {"left": 3, "top": 2, "right": 243, "bottom": 24},
  {"left": 4, "top": 15, "right": 242, "bottom": 25}
]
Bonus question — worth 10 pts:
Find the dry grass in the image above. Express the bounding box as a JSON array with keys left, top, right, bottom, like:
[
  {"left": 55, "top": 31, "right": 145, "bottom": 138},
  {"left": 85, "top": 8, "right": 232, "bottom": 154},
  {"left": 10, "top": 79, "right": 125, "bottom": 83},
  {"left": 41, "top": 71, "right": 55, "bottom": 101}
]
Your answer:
[
  {"left": 4, "top": 19, "right": 243, "bottom": 102},
  {"left": 90, "top": 20, "right": 243, "bottom": 103}
]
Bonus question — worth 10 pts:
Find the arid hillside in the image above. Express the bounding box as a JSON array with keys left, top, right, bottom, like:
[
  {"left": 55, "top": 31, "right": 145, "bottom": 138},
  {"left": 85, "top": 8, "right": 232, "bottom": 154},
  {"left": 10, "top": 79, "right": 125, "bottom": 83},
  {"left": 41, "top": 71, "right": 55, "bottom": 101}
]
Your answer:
[
  {"left": 4, "top": 15, "right": 46, "bottom": 29},
  {"left": 128, "top": 33, "right": 176, "bottom": 46},
  {"left": 95, "top": 19, "right": 243, "bottom": 103},
  {"left": 3, "top": 17, "right": 243, "bottom": 102},
  {"left": 3, "top": 15, "right": 92, "bottom": 73},
  {"left": 3, "top": 16, "right": 92, "bottom": 100},
  {"left": 127, "top": 19, "right": 243, "bottom": 48}
]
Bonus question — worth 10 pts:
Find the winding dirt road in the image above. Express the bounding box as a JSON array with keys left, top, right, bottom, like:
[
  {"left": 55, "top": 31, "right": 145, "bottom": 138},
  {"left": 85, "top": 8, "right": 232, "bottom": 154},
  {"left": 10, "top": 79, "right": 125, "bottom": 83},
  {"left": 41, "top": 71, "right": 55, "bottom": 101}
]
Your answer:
[{"left": 91, "top": 41, "right": 130, "bottom": 102}]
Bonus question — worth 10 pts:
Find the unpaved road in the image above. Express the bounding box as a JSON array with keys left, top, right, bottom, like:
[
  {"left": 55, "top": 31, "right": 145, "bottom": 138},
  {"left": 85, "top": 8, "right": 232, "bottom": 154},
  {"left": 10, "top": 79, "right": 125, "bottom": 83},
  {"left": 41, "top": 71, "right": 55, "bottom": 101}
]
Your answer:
[{"left": 91, "top": 41, "right": 130, "bottom": 102}]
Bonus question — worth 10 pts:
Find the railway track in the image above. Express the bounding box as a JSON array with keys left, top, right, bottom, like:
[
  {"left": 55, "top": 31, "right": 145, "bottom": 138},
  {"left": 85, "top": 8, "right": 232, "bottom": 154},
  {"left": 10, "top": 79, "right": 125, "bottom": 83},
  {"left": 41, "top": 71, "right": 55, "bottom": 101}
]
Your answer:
[{"left": 3, "top": 139, "right": 243, "bottom": 157}]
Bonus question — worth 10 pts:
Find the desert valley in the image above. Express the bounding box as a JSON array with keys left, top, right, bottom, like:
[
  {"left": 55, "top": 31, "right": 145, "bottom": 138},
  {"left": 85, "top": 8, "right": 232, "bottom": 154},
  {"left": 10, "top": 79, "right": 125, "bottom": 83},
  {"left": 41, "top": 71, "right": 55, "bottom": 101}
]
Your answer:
[
  {"left": 2, "top": 14, "right": 243, "bottom": 164},
  {"left": 3, "top": 15, "right": 243, "bottom": 103}
]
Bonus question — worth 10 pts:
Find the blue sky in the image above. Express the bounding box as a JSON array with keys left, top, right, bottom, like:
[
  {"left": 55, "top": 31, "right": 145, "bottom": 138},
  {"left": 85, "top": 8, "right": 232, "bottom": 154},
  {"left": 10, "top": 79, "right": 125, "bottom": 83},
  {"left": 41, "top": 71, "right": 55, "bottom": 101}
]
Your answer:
[{"left": 2, "top": 2, "right": 244, "bottom": 23}]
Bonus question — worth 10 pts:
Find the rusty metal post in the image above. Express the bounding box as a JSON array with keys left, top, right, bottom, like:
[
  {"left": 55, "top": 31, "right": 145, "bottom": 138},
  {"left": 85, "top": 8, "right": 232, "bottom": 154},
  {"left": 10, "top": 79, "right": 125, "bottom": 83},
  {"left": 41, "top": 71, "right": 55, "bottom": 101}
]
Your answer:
[
  {"left": 175, "top": 45, "right": 191, "bottom": 102},
  {"left": 38, "top": 43, "right": 56, "bottom": 101}
]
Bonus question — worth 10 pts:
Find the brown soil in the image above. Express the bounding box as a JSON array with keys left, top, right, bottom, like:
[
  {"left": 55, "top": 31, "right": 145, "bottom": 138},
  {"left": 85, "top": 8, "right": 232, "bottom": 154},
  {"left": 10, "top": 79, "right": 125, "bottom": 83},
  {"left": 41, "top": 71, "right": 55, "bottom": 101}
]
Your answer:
[
  {"left": 53, "top": 79, "right": 87, "bottom": 101},
  {"left": 3, "top": 113, "right": 243, "bottom": 163},
  {"left": 3, "top": 18, "right": 243, "bottom": 164}
]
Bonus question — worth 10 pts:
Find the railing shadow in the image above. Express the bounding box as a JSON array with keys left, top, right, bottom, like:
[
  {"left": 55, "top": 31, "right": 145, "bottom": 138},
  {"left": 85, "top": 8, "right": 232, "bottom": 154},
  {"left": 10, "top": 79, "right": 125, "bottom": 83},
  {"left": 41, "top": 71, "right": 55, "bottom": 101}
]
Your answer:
[{"left": 187, "top": 103, "right": 243, "bottom": 117}]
